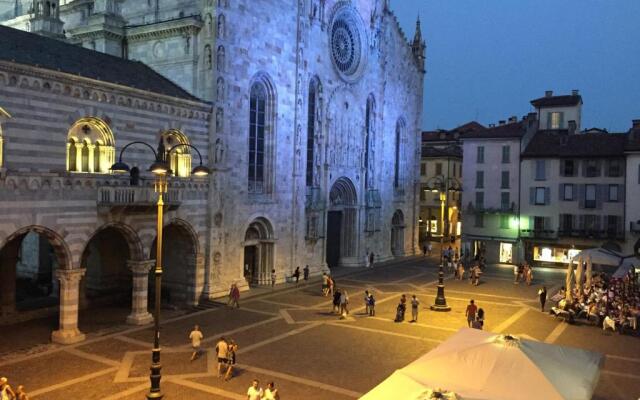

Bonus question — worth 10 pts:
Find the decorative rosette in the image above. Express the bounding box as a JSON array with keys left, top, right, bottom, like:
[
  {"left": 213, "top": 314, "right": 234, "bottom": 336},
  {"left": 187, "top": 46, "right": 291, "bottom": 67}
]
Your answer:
[{"left": 416, "top": 388, "right": 459, "bottom": 400}]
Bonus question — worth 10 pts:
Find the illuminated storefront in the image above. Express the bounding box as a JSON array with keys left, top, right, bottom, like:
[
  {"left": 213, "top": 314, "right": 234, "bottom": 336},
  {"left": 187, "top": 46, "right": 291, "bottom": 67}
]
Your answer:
[
  {"left": 533, "top": 245, "right": 580, "bottom": 264},
  {"left": 499, "top": 242, "right": 513, "bottom": 263}
]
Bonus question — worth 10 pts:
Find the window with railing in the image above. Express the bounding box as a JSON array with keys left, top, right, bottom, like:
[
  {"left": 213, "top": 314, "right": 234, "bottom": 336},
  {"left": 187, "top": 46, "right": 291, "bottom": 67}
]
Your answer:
[{"left": 561, "top": 159, "right": 575, "bottom": 177}]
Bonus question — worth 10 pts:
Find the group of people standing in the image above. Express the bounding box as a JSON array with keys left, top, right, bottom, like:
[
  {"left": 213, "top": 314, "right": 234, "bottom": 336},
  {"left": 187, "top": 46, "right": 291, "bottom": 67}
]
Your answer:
[
  {"left": 0, "top": 377, "right": 29, "bottom": 400},
  {"left": 247, "top": 379, "right": 280, "bottom": 400},
  {"left": 394, "top": 294, "right": 420, "bottom": 323},
  {"left": 455, "top": 261, "right": 483, "bottom": 286},
  {"left": 514, "top": 263, "right": 534, "bottom": 285}
]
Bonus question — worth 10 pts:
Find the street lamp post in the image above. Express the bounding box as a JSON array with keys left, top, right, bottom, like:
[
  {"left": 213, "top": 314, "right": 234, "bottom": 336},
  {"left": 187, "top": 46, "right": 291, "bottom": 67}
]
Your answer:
[
  {"left": 426, "top": 175, "right": 461, "bottom": 312},
  {"left": 111, "top": 140, "right": 209, "bottom": 400}
]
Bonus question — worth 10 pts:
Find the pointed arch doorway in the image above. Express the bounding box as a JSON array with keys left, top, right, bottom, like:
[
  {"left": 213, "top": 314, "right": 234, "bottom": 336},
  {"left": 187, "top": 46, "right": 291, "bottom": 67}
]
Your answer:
[
  {"left": 326, "top": 177, "right": 358, "bottom": 268},
  {"left": 391, "top": 210, "right": 405, "bottom": 256}
]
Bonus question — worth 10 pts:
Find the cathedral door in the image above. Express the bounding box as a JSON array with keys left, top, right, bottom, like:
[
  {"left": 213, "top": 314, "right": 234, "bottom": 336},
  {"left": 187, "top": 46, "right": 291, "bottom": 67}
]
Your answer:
[
  {"left": 243, "top": 245, "right": 258, "bottom": 286},
  {"left": 326, "top": 211, "right": 342, "bottom": 269}
]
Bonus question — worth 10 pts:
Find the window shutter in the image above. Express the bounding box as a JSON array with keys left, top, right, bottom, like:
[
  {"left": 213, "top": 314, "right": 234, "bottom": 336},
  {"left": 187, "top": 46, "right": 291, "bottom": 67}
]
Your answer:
[
  {"left": 559, "top": 214, "right": 565, "bottom": 231},
  {"left": 571, "top": 214, "right": 577, "bottom": 231},
  {"left": 578, "top": 184, "right": 585, "bottom": 208},
  {"left": 582, "top": 161, "right": 587, "bottom": 177},
  {"left": 544, "top": 187, "right": 550, "bottom": 205},
  {"left": 529, "top": 187, "right": 535, "bottom": 205},
  {"left": 596, "top": 184, "right": 607, "bottom": 209},
  {"left": 595, "top": 160, "right": 601, "bottom": 177},
  {"left": 619, "top": 184, "right": 625, "bottom": 202},
  {"left": 578, "top": 214, "right": 585, "bottom": 230},
  {"left": 572, "top": 184, "right": 577, "bottom": 201},
  {"left": 528, "top": 216, "right": 534, "bottom": 231},
  {"left": 559, "top": 184, "right": 564, "bottom": 201},
  {"left": 546, "top": 113, "right": 552, "bottom": 130},
  {"left": 559, "top": 161, "right": 564, "bottom": 177},
  {"left": 544, "top": 217, "right": 551, "bottom": 230},
  {"left": 559, "top": 112, "right": 564, "bottom": 129},
  {"left": 593, "top": 215, "right": 601, "bottom": 231}
]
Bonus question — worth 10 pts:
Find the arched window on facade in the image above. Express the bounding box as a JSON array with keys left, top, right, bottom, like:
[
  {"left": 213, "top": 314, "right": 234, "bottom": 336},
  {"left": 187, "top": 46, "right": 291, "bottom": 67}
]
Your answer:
[
  {"left": 204, "top": 45, "right": 212, "bottom": 70},
  {"left": 216, "top": 45, "right": 225, "bottom": 72},
  {"left": 364, "top": 95, "right": 375, "bottom": 189},
  {"left": 248, "top": 73, "right": 276, "bottom": 194},
  {"left": 160, "top": 129, "right": 192, "bottom": 177},
  {"left": 66, "top": 118, "right": 115, "bottom": 173},
  {"left": 394, "top": 118, "right": 405, "bottom": 189},
  {"left": 306, "top": 77, "right": 321, "bottom": 187}
]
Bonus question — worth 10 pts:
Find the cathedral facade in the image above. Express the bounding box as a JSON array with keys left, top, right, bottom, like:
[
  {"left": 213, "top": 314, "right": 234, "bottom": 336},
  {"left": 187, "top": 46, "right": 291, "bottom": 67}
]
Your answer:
[{"left": 0, "top": 0, "right": 424, "bottom": 343}]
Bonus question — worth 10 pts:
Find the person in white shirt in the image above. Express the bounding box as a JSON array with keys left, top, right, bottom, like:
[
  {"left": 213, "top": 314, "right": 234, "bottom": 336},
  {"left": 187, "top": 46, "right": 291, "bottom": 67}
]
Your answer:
[
  {"left": 263, "top": 381, "right": 279, "bottom": 400},
  {"left": 215, "top": 337, "right": 229, "bottom": 377},
  {"left": 189, "top": 324, "right": 204, "bottom": 361},
  {"left": 247, "top": 379, "right": 263, "bottom": 400}
]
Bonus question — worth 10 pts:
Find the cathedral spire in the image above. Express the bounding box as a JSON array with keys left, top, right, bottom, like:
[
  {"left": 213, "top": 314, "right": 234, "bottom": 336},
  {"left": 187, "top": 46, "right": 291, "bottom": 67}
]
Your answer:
[{"left": 411, "top": 17, "right": 426, "bottom": 73}]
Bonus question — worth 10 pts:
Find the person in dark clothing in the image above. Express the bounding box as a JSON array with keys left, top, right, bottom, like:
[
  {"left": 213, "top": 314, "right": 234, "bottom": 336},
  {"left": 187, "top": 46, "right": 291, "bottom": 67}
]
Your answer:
[
  {"left": 293, "top": 267, "right": 300, "bottom": 284},
  {"left": 538, "top": 286, "right": 547, "bottom": 312},
  {"left": 129, "top": 165, "right": 140, "bottom": 186},
  {"left": 332, "top": 289, "right": 341, "bottom": 314},
  {"left": 303, "top": 265, "right": 309, "bottom": 281}
]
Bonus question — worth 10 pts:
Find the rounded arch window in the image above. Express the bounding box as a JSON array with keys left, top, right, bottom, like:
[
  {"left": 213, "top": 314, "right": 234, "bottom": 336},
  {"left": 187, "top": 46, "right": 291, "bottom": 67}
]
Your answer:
[
  {"left": 66, "top": 118, "right": 115, "bottom": 173},
  {"left": 328, "top": 4, "right": 367, "bottom": 82},
  {"left": 160, "top": 129, "right": 192, "bottom": 177}
]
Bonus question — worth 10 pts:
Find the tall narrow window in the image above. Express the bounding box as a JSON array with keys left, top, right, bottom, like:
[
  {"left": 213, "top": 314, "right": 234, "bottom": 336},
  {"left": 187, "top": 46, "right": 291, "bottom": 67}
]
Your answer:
[
  {"left": 475, "top": 170, "right": 484, "bottom": 189},
  {"left": 501, "top": 145, "right": 510, "bottom": 163},
  {"left": 476, "top": 146, "right": 484, "bottom": 163},
  {"left": 364, "top": 95, "right": 375, "bottom": 188},
  {"left": 394, "top": 119, "right": 404, "bottom": 189},
  {"left": 306, "top": 79, "right": 318, "bottom": 186},
  {"left": 248, "top": 82, "right": 266, "bottom": 193}
]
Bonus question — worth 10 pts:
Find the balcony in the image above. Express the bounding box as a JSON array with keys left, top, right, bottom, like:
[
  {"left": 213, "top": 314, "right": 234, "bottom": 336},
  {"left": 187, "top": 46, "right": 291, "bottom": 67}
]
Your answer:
[
  {"left": 98, "top": 185, "right": 182, "bottom": 212},
  {"left": 521, "top": 229, "right": 557, "bottom": 240},
  {"left": 466, "top": 202, "right": 515, "bottom": 214},
  {"left": 558, "top": 229, "right": 624, "bottom": 241}
]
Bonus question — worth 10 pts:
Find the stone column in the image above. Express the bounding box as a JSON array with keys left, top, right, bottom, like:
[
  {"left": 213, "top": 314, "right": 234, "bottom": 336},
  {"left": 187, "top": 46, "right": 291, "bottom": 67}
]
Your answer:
[
  {"left": 126, "top": 260, "right": 154, "bottom": 325},
  {"left": 74, "top": 143, "right": 83, "bottom": 172},
  {"left": 87, "top": 144, "right": 95, "bottom": 173},
  {"left": 52, "top": 268, "right": 86, "bottom": 344}
]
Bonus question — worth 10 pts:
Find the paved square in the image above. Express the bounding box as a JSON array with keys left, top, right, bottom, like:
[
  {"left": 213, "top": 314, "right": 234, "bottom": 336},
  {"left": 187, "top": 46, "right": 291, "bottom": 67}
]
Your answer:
[{"left": 1, "top": 257, "right": 639, "bottom": 399}]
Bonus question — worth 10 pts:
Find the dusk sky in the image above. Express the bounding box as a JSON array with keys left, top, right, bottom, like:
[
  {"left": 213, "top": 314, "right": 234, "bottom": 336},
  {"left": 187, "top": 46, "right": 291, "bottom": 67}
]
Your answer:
[{"left": 391, "top": 0, "right": 640, "bottom": 132}]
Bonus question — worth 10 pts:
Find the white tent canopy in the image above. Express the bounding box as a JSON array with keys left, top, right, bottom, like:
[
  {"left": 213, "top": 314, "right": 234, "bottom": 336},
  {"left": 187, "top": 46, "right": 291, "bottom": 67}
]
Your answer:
[{"left": 361, "top": 328, "right": 602, "bottom": 400}]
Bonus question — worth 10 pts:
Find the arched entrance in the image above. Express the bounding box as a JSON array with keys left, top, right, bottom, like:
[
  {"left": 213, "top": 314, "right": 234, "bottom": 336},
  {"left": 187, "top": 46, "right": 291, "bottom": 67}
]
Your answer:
[
  {"left": 0, "top": 230, "right": 61, "bottom": 315},
  {"left": 150, "top": 221, "right": 198, "bottom": 306},
  {"left": 0, "top": 226, "right": 85, "bottom": 343},
  {"left": 80, "top": 226, "right": 136, "bottom": 321},
  {"left": 326, "top": 177, "right": 358, "bottom": 268},
  {"left": 391, "top": 210, "right": 405, "bottom": 256},
  {"left": 243, "top": 218, "right": 274, "bottom": 286}
]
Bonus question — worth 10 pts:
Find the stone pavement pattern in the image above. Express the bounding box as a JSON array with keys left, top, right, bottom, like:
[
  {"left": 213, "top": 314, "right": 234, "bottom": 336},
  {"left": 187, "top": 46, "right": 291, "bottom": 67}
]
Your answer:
[{"left": 1, "top": 256, "right": 639, "bottom": 399}]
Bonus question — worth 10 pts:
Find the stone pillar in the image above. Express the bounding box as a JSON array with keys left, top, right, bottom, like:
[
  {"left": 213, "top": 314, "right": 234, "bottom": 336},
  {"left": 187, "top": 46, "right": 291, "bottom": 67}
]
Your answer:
[
  {"left": 74, "top": 143, "right": 83, "bottom": 172},
  {"left": 51, "top": 268, "right": 86, "bottom": 344},
  {"left": 87, "top": 144, "right": 95, "bottom": 173},
  {"left": 126, "top": 260, "right": 154, "bottom": 325}
]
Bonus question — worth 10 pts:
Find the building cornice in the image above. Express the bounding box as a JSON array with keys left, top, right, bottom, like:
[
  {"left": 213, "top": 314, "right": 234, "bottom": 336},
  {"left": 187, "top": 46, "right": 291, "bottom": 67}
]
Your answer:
[
  {"left": 125, "top": 16, "right": 203, "bottom": 43},
  {"left": 0, "top": 61, "right": 212, "bottom": 116}
]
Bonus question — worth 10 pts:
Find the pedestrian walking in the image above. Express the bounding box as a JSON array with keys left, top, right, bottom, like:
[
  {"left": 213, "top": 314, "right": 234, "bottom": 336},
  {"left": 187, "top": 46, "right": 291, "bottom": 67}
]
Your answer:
[
  {"left": 271, "top": 269, "right": 276, "bottom": 288},
  {"left": 230, "top": 284, "right": 240, "bottom": 308},
  {"left": 538, "top": 286, "right": 547, "bottom": 312},
  {"left": 457, "top": 261, "right": 465, "bottom": 281},
  {"left": 364, "top": 290, "right": 371, "bottom": 315},
  {"left": 15, "top": 385, "right": 29, "bottom": 400},
  {"left": 263, "top": 381, "right": 279, "bottom": 400},
  {"left": 332, "top": 289, "right": 341, "bottom": 314},
  {"left": 247, "top": 379, "right": 263, "bottom": 400},
  {"left": 465, "top": 299, "right": 477, "bottom": 328},
  {"left": 394, "top": 294, "right": 407, "bottom": 322},
  {"left": 422, "top": 244, "right": 427, "bottom": 257},
  {"left": 0, "top": 377, "right": 15, "bottom": 400},
  {"left": 303, "top": 265, "right": 310, "bottom": 281},
  {"left": 227, "top": 284, "right": 234, "bottom": 306},
  {"left": 322, "top": 272, "right": 329, "bottom": 296},
  {"left": 525, "top": 264, "right": 533, "bottom": 286},
  {"left": 224, "top": 339, "right": 238, "bottom": 381},
  {"left": 339, "top": 289, "right": 349, "bottom": 317},
  {"left": 369, "top": 252, "right": 375, "bottom": 268},
  {"left": 365, "top": 253, "right": 370, "bottom": 268},
  {"left": 410, "top": 295, "right": 420, "bottom": 323},
  {"left": 189, "top": 324, "right": 204, "bottom": 361},
  {"left": 368, "top": 292, "right": 376, "bottom": 316},
  {"left": 427, "top": 242, "right": 433, "bottom": 256},
  {"left": 215, "top": 337, "right": 229, "bottom": 378},
  {"left": 293, "top": 266, "right": 300, "bottom": 284},
  {"left": 474, "top": 308, "right": 485, "bottom": 329},
  {"left": 328, "top": 275, "right": 335, "bottom": 296}
]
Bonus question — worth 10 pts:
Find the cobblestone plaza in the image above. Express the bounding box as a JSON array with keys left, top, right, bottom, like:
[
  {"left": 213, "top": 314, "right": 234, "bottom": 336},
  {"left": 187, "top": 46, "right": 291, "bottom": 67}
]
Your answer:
[{"left": 1, "top": 256, "right": 638, "bottom": 399}]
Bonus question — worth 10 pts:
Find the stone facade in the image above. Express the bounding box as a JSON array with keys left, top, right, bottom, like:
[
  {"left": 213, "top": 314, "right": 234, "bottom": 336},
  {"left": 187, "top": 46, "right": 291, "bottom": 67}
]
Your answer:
[{"left": 0, "top": 0, "right": 424, "bottom": 343}]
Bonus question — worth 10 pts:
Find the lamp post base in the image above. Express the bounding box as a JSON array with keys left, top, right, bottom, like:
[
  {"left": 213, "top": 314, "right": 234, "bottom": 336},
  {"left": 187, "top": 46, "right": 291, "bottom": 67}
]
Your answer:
[{"left": 430, "top": 284, "right": 450, "bottom": 312}]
